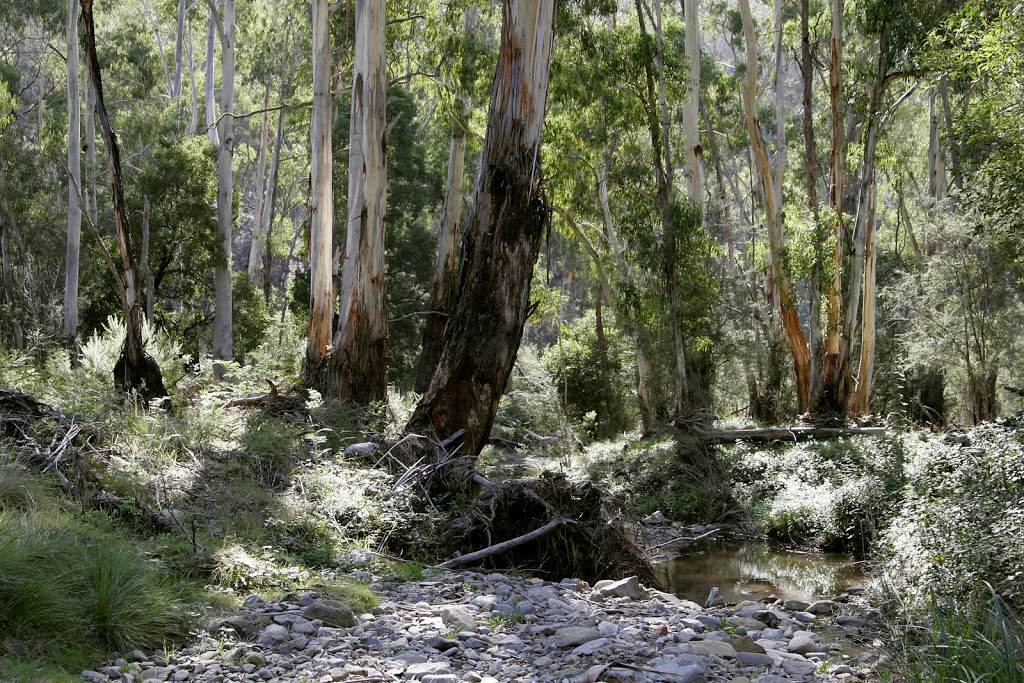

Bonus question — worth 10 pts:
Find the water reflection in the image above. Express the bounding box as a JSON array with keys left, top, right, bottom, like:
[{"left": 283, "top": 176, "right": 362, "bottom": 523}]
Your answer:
[{"left": 657, "top": 542, "right": 864, "bottom": 605}]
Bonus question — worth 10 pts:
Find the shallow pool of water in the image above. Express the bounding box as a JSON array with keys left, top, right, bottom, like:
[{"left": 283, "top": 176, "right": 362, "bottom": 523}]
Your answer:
[{"left": 656, "top": 541, "right": 865, "bottom": 605}]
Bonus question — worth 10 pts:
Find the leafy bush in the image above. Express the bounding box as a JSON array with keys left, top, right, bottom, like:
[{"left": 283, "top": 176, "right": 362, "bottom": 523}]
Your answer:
[
  {"left": 544, "top": 310, "right": 632, "bottom": 436},
  {"left": 876, "top": 425, "right": 1024, "bottom": 611},
  {"left": 730, "top": 435, "right": 905, "bottom": 552}
]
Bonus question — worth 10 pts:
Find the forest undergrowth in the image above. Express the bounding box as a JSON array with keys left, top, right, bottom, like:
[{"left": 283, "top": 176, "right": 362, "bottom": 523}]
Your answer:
[{"left": 1, "top": 325, "right": 1023, "bottom": 680}]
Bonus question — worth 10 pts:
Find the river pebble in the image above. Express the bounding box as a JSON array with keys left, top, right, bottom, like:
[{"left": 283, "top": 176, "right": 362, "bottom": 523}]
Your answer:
[{"left": 83, "top": 569, "right": 878, "bottom": 683}]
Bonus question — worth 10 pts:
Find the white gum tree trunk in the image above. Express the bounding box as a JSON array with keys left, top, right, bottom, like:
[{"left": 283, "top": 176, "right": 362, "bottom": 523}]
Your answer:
[
  {"left": 322, "top": 0, "right": 389, "bottom": 402},
  {"left": 307, "top": 0, "right": 334, "bottom": 372}
]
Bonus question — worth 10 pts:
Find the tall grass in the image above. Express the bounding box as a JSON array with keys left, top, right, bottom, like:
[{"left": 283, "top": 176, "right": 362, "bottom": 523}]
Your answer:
[
  {"left": 0, "top": 510, "right": 185, "bottom": 668},
  {"left": 887, "top": 588, "right": 1024, "bottom": 683}
]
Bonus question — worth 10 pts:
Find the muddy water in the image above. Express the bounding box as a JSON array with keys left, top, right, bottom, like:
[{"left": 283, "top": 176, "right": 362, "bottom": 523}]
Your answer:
[{"left": 656, "top": 541, "right": 866, "bottom": 606}]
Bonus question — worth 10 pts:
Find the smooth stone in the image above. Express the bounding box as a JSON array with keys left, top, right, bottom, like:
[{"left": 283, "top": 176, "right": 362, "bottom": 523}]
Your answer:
[
  {"left": 420, "top": 676, "right": 457, "bottom": 683},
  {"left": 572, "top": 638, "right": 609, "bottom": 656},
  {"left": 787, "top": 635, "right": 819, "bottom": 655},
  {"left": 141, "top": 667, "right": 172, "bottom": 681},
  {"left": 302, "top": 600, "right": 357, "bottom": 628},
  {"left": 404, "top": 662, "right": 452, "bottom": 680},
  {"left": 532, "top": 656, "right": 554, "bottom": 668},
  {"left": 686, "top": 640, "right": 737, "bottom": 659},
  {"left": 782, "top": 658, "right": 818, "bottom": 676},
  {"left": 596, "top": 576, "right": 646, "bottom": 600},
  {"left": 643, "top": 511, "right": 667, "bottom": 524},
  {"left": 807, "top": 600, "right": 838, "bottom": 615},
  {"left": 736, "top": 652, "right": 775, "bottom": 668},
  {"left": 552, "top": 626, "right": 603, "bottom": 648},
  {"left": 441, "top": 606, "right": 476, "bottom": 632},
  {"left": 645, "top": 657, "right": 706, "bottom": 683},
  {"left": 694, "top": 615, "right": 722, "bottom": 631},
  {"left": 727, "top": 636, "right": 765, "bottom": 654},
  {"left": 81, "top": 672, "right": 107, "bottom": 683},
  {"left": 837, "top": 615, "right": 868, "bottom": 627},
  {"left": 259, "top": 624, "right": 290, "bottom": 646},
  {"left": 794, "top": 611, "right": 817, "bottom": 623},
  {"left": 782, "top": 599, "right": 810, "bottom": 612}
]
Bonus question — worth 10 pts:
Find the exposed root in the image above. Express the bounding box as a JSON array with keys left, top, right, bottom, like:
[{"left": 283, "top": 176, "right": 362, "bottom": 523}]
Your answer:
[{"left": 445, "top": 471, "right": 660, "bottom": 587}]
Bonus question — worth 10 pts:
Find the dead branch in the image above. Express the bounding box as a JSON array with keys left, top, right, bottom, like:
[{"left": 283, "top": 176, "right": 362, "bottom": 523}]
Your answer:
[{"left": 439, "top": 517, "right": 575, "bottom": 569}]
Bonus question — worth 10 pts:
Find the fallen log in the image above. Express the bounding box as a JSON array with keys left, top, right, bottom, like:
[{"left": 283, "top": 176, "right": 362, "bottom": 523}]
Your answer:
[
  {"left": 439, "top": 516, "right": 574, "bottom": 569},
  {"left": 697, "top": 426, "right": 886, "bottom": 445}
]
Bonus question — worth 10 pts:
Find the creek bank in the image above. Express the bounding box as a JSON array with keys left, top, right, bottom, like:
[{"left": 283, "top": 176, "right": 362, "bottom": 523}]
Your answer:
[{"left": 83, "top": 565, "right": 879, "bottom": 683}]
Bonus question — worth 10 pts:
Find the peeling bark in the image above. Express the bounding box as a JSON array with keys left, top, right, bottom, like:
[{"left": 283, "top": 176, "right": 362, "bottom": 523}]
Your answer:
[{"left": 407, "top": 0, "right": 556, "bottom": 462}]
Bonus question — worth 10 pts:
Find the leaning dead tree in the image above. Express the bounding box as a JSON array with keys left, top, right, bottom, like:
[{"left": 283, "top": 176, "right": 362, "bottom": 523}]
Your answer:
[
  {"left": 80, "top": 0, "right": 167, "bottom": 404},
  {"left": 405, "top": 0, "right": 556, "bottom": 481}
]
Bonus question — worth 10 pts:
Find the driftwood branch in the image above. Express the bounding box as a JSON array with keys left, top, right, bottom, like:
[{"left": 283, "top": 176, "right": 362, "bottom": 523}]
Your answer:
[
  {"left": 698, "top": 426, "right": 886, "bottom": 445},
  {"left": 648, "top": 527, "right": 720, "bottom": 550},
  {"left": 439, "top": 517, "right": 574, "bottom": 569}
]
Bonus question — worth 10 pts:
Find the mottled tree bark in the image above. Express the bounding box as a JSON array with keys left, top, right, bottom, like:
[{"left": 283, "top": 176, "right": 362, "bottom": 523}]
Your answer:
[
  {"left": 406, "top": 0, "right": 556, "bottom": 462},
  {"left": 319, "top": 0, "right": 388, "bottom": 403},
  {"left": 64, "top": 0, "right": 82, "bottom": 358},
  {"left": 307, "top": 0, "right": 334, "bottom": 375},
  {"left": 740, "top": 0, "right": 811, "bottom": 414}
]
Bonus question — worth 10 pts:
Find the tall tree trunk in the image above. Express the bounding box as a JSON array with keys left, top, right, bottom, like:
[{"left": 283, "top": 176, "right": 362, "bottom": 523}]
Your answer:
[
  {"left": 187, "top": 19, "right": 198, "bottom": 137},
  {"left": 142, "top": 195, "right": 155, "bottom": 324},
  {"left": 257, "top": 106, "right": 286, "bottom": 299},
  {"left": 817, "top": 0, "right": 846, "bottom": 418},
  {"left": 248, "top": 79, "right": 273, "bottom": 278},
  {"left": 740, "top": 0, "right": 811, "bottom": 414},
  {"left": 205, "top": 1, "right": 220, "bottom": 148},
  {"left": 85, "top": 59, "right": 97, "bottom": 227},
  {"left": 207, "top": 0, "right": 235, "bottom": 374},
  {"left": 416, "top": 6, "right": 477, "bottom": 393},
  {"left": 64, "top": 0, "right": 82, "bottom": 359},
  {"left": 406, "top": 0, "right": 556, "bottom": 465},
  {"left": 321, "top": 0, "right": 388, "bottom": 403},
  {"left": 939, "top": 76, "right": 962, "bottom": 193},
  {"left": 841, "top": 38, "right": 887, "bottom": 412},
  {"left": 681, "top": 0, "right": 702, "bottom": 205},
  {"left": 80, "top": 0, "right": 166, "bottom": 403},
  {"left": 173, "top": 0, "right": 186, "bottom": 101},
  {"left": 850, "top": 179, "right": 876, "bottom": 416},
  {"left": 800, "top": 0, "right": 823, "bottom": 403},
  {"left": 307, "top": 0, "right": 334, "bottom": 373},
  {"left": 772, "top": 0, "right": 786, "bottom": 212},
  {"left": 141, "top": 0, "right": 173, "bottom": 98}
]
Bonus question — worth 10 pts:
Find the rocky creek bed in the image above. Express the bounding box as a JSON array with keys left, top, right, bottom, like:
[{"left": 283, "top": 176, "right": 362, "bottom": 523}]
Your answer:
[{"left": 81, "top": 565, "right": 880, "bottom": 683}]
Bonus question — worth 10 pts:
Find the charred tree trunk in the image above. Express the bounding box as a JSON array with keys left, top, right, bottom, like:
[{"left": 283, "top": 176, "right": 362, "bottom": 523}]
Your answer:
[
  {"left": 80, "top": 0, "right": 167, "bottom": 404},
  {"left": 416, "top": 6, "right": 477, "bottom": 393},
  {"left": 406, "top": 0, "right": 556, "bottom": 468}
]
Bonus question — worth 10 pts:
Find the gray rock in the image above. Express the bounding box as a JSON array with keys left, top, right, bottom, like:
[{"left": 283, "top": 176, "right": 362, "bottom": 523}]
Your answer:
[
  {"left": 753, "top": 676, "right": 790, "bottom": 683},
  {"left": 140, "top": 667, "right": 172, "bottom": 681},
  {"left": 421, "top": 676, "right": 457, "bottom": 683},
  {"left": 705, "top": 586, "right": 725, "bottom": 608},
  {"left": 807, "top": 600, "right": 838, "bottom": 615},
  {"left": 171, "top": 671, "right": 190, "bottom": 682},
  {"left": 440, "top": 606, "right": 476, "bottom": 632},
  {"left": 81, "top": 671, "right": 107, "bottom": 682},
  {"left": 787, "top": 634, "right": 819, "bottom": 655},
  {"left": 694, "top": 614, "right": 722, "bottom": 630},
  {"left": 302, "top": 600, "right": 357, "bottom": 628},
  {"left": 686, "top": 640, "right": 736, "bottom": 659},
  {"left": 390, "top": 652, "right": 429, "bottom": 665},
  {"left": 782, "top": 658, "right": 818, "bottom": 676},
  {"left": 646, "top": 657, "right": 706, "bottom": 683},
  {"left": 572, "top": 638, "right": 609, "bottom": 656},
  {"left": 423, "top": 636, "right": 460, "bottom": 652},
  {"left": 258, "top": 623, "right": 290, "bottom": 646},
  {"left": 643, "top": 511, "right": 667, "bottom": 524},
  {"left": 736, "top": 652, "right": 775, "bottom": 668},
  {"left": 552, "top": 626, "right": 603, "bottom": 647},
  {"left": 126, "top": 651, "right": 148, "bottom": 663},
  {"left": 596, "top": 576, "right": 645, "bottom": 600},
  {"left": 782, "top": 599, "right": 810, "bottom": 611},
  {"left": 794, "top": 611, "right": 817, "bottom": 623},
  {"left": 532, "top": 656, "right": 554, "bottom": 668},
  {"left": 405, "top": 662, "right": 453, "bottom": 679},
  {"left": 837, "top": 614, "right": 868, "bottom": 627}
]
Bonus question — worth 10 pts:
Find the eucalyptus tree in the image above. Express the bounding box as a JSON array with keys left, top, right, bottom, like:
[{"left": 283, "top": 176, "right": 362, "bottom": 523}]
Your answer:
[
  {"left": 204, "top": 0, "right": 235, "bottom": 376},
  {"left": 407, "top": 0, "right": 556, "bottom": 465},
  {"left": 64, "top": 0, "right": 81, "bottom": 357},
  {"left": 315, "top": 0, "right": 389, "bottom": 402}
]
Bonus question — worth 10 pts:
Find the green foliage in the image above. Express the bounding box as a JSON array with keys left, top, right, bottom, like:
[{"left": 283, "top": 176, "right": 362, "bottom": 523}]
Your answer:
[
  {"left": 493, "top": 345, "right": 576, "bottom": 456},
  {"left": 544, "top": 310, "right": 631, "bottom": 436},
  {"left": 231, "top": 274, "right": 271, "bottom": 361},
  {"left": 888, "top": 588, "right": 1024, "bottom": 682},
  {"left": 0, "top": 509, "right": 185, "bottom": 669},
  {"left": 731, "top": 436, "right": 906, "bottom": 552},
  {"left": 876, "top": 425, "right": 1024, "bottom": 611}
]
